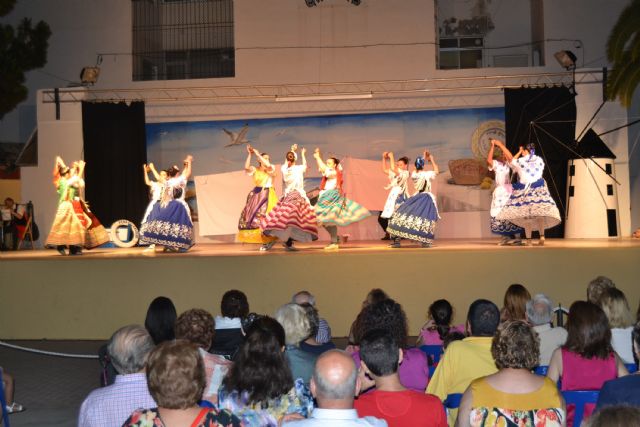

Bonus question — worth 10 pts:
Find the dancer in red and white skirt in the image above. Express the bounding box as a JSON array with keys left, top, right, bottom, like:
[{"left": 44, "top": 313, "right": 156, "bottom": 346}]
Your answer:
[{"left": 261, "top": 145, "right": 318, "bottom": 251}]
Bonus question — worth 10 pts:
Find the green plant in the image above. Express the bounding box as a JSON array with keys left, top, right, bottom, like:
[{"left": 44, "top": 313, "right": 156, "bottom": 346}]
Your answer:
[{"left": 606, "top": 0, "right": 640, "bottom": 107}]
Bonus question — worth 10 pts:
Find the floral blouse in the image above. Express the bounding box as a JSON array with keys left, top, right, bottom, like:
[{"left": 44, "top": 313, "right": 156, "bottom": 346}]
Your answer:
[{"left": 122, "top": 407, "right": 241, "bottom": 427}]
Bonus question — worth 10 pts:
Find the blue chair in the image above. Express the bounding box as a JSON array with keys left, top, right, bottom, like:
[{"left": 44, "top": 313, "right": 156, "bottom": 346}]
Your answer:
[
  {"left": 0, "top": 367, "right": 11, "bottom": 427},
  {"left": 428, "top": 366, "right": 436, "bottom": 378},
  {"left": 533, "top": 365, "right": 549, "bottom": 376},
  {"left": 625, "top": 363, "right": 638, "bottom": 374},
  {"left": 198, "top": 400, "right": 215, "bottom": 408},
  {"left": 420, "top": 345, "right": 444, "bottom": 364},
  {"left": 444, "top": 393, "right": 463, "bottom": 409},
  {"left": 561, "top": 390, "right": 599, "bottom": 427}
]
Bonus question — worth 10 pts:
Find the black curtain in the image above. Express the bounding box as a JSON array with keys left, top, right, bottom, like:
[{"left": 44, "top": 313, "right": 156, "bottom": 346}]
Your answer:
[
  {"left": 82, "top": 102, "right": 147, "bottom": 228},
  {"left": 504, "top": 87, "right": 576, "bottom": 238}
]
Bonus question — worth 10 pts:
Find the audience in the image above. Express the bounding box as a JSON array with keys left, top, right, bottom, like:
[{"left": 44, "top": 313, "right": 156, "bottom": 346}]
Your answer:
[
  {"left": 276, "top": 303, "right": 319, "bottom": 384},
  {"left": 586, "top": 276, "right": 615, "bottom": 305},
  {"left": 299, "top": 303, "right": 337, "bottom": 356},
  {"left": 455, "top": 320, "right": 565, "bottom": 427},
  {"left": 123, "top": 340, "right": 241, "bottom": 427},
  {"left": 595, "top": 321, "right": 640, "bottom": 410},
  {"left": 347, "top": 288, "right": 389, "bottom": 351},
  {"left": 426, "top": 299, "right": 500, "bottom": 424},
  {"left": 218, "top": 316, "right": 314, "bottom": 426},
  {"left": 547, "top": 301, "right": 628, "bottom": 426},
  {"left": 175, "top": 308, "right": 232, "bottom": 404},
  {"left": 355, "top": 329, "right": 447, "bottom": 427},
  {"left": 144, "top": 296, "right": 177, "bottom": 345},
  {"left": 211, "top": 290, "right": 249, "bottom": 359},
  {"left": 585, "top": 405, "right": 640, "bottom": 427},
  {"left": 500, "top": 283, "right": 531, "bottom": 322},
  {"left": 599, "top": 287, "right": 635, "bottom": 363},
  {"left": 1, "top": 197, "right": 25, "bottom": 250},
  {"left": 1, "top": 368, "right": 24, "bottom": 415},
  {"left": 293, "top": 291, "right": 332, "bottom": 344},
  {"left": 79, "top": 325, "right": 156, "bottom": 427},
  {"left": 526, "top": 294, "right": 567, "bottom": 365},
  {"left": 416, "top": 299, "right": 465, "bottom": 346},
  {"left": 285, "top": 349, "right": 387, "bottom": 426},
  {"left": 353, "top": 298, "right": 429, "bottom": 392}
]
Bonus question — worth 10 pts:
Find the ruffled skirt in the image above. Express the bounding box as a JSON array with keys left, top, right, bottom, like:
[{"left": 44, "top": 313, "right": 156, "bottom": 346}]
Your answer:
[
  {"left": 387, "top": 192, "right": 439, "bottom": 244},
  {"left": 315, "top": 189, "right": 371, "bottom": 226},
  {"left": 496, "top": 179, "right": 561, "bottom": 230},
  {"left": 46, "top": 200, "right": 88, "bottom": 247},
  {"left": 237, "top": 187, "right": 278, "bottom": 244},
  {"left": 139, "top": 200, "right": 195, "bottom": 250},
  {"left": 261, "top": 191, "right": 318, "bottom": 242}
]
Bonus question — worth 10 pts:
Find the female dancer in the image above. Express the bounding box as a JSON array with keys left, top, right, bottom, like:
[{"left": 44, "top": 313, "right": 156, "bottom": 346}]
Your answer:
[
  {"left": 387, "top": 150, "right": 440, "bottom": 248},
  {"left": 261, "top": 145, "right": 318, "bottom": 251},
  {"left": 141, "top": 163, "right": 166, "bottom": 251},
  {"left": 312, "top": 148, "right": 371, "bottom": 250},
  {"left": 140, "top": 155, "right": 195, "bottom": 252},
  {"left": 487, "top": 139, "right": 524, "bottom": 245},
  {"left": 75, "top": 161, "right": 110, "bottom": 250},
  {"left": 237, "top": 145, "right": 278, "bottom": 250},
  {"left": 496, "top": 143, "right": 561, "bottom": 245},
  {"left": 378, "top": 152, "right": 410, "bottom": 240}
]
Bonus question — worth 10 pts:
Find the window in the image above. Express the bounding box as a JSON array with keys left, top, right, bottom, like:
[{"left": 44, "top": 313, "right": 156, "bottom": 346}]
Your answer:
[{"left": 132, "top": 0, "right": 235, "bottom": 81}]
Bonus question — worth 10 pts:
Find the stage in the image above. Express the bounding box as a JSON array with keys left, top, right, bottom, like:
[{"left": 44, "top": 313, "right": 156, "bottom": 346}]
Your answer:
[{"left": 2, "top": 238, "right": 640, "bottom": 340}]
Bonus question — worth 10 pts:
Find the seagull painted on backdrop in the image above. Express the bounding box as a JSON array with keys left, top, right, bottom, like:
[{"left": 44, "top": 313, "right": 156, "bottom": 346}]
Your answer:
[{"left": 223, "top": 124, "right": 251, "bottom": 147}]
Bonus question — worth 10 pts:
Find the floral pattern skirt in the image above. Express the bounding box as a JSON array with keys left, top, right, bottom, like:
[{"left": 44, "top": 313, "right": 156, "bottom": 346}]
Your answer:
[
  {"left": 496, "top": 179, "right": 561, "bottom": 231},
  {"left": 469, "top": 407, "right": 564, "bottom": 427},
  {"left": 139, "top": 200, "right": 194, "bottom": 250},
  {"left": 314, "top": 189, "right": 371, "bottom": 226},
  {"left": 387, "top": 192, "right": 439, "bottom": 244}
]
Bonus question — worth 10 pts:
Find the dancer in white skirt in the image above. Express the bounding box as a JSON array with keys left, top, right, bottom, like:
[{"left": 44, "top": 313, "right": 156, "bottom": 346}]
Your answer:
[
  {"left": 141, "top": 163, "right": 166, "bottom": 250},
  {"left": 496, "top": 143, "right": 561, "bottom": 246},
  {"left": 378, "top": 152, "right": 410, "bottom": 240},
  {"left": 487, "top": 139, "right": 524, "bottom": 245}
]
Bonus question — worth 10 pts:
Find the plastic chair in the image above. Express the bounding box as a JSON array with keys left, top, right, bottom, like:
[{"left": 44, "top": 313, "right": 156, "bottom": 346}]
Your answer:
[
  {"left": 420, "top": 345, "right": 444, "bottom": 364},
  {"left": 533, "top": 365, "right": 549, "bottom": 376},
  {"left": 0, "top": 367, "right": 11, "bottom": 427},
  {"left": 444, "top": 393, "right": 463, "bottom": 409},
  {"left": 625, "top": 363, "right": 638, "bottom": 374},
  {"left": 561, "top": 390, "right": 599, "bottom": 427},
  {"left": 198, "top": 400, "right": 215, "bottom": 408}
]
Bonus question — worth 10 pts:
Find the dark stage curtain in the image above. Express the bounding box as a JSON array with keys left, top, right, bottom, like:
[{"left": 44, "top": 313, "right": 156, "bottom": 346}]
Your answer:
[
  {"left": 504, "top": 87, "right": 576, "bottom": 238},
  {"left": 82, "top": 102, "right": 147, "bottom": 228}
]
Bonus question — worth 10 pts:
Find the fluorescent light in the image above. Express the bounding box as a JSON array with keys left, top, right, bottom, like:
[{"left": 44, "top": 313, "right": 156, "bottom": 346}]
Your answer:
[{"left": 275, "top": 93, "right": 373, "bottom": 102}]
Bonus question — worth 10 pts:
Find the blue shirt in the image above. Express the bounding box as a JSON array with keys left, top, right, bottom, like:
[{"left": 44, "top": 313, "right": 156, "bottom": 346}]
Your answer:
[{"left": 595, "top": 373, "right": 640, "bottom": 410}]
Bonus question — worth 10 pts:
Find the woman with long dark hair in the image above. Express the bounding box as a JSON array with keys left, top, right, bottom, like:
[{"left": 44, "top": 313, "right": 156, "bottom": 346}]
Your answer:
[
  {"left": 417, "top": 299, "right": 465, "bottom": 346},
  {"left": 145, "top": 296, "right": 177, "bottom": 345}
]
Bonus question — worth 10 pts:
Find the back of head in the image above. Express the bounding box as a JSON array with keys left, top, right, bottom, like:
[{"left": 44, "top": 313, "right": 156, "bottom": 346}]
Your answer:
[
  {"left": 429, "top": 299, "right": 454, "bottom": 340},
  {"left": 312, "top": 349, "right": 357, "bottom": 403},
  {"left": 360, "top": 329, "right": 399, "bottom": 377},
  {"left": 365, "top": 288, "right": 389, "bottom": 306},
  {"left": 502, "top": 284, "right": 531, "bottom": 322},
  {"left": 599, "top": 287, "right": 634, "bottom": 329},
  {"left": 107, "top": 324, "right": 155, "bottom": 375},
  {"left": 526, "top": 294, "right": 554, "bottom": 326},
  {"left": 564, "top": 301, "right": 612, "bottom": 359},
  {"left": 222, "top": 316, "right": 293, "bottom": 404},
  {"left": 147, "top": 340, "right": 205, "bottom": 409},
  {"left": 145, "top": 296, "right": 177, "bottom": 345},
  {"left": 584, "top": 405, "right": 640, "bottom": 427},
  {"left": 220, "top": 290, "right": 249, "bottom": 319},
  {"left": 175, "top": 308, "right": 215, "bottom": 350},
  {"left": 355, "top": 298, "right": 408, "bottom": 348},
  {"left": 491, "top": 320, "right": 540, "bottom": 370},
  {"left": 467, "top": 299, "right": 500, "bottom": 337},
  {"left": 587, "top": 276, "right": 615, "bottom": 304},
  {"left": 292, "top": 290, "right": 315, "bottom": 306},
  {"left": 300, "top": 303, "right": 320, "bottom": 339},
  {"left": 275, "top": 303, "right": 311, "bottom": 346}
]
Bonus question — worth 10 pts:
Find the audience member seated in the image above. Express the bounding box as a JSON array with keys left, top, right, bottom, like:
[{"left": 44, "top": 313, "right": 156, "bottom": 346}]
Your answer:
[
  {"left": 293, "top": 291, "right": 332, "bottom": 344},
  {"left": 595, "top": 321, "right": 640, "bottom": 410},
  {"left": 299, "top": 303, "right": 336, "bottom": 356},
  {"left": 80, "top": 325, "right": 156, "bottom": 427},
  {"left": 416, "top": 299, "right": 465, "bottom": 346},
  {"left": 585, "top": 405, "right": 640, "bottom": 427},
  {"left": 547, "top": 301, "right": 628, "bottom": 426},
  {"left": 353, "top": 299, "right": 429, "bottom": 392},
  {"left": 285, "top": 349, "right": 388, "bottom": 427},
  {"left": 586, "top": 276, "right": 615, "bottom": 305},
  {"left": 211, "top": 290, "right": 249, "bottom": 359},
  {"left": 500, "top": 283, "right": 531, "bottom": 322},
  {"left": 526, "top": 294, "right": 567, "bottom": 365},
  {"left": 598, "top": 288, "right": 635, "bottom": 363},
  {"left": 175, "top": 309, "right": 232, "bottom": 404},
  {"left": 355, "top": 329, "right": 447, "bottom": 427},
  {"left": 347, "top": 288, "right": 389, "bottom": 353},
  {"left": 1, "top": 369, "right": 24, "bottom": 414},
  {"left": 145, "top": 296, "right": 177, "bottom": 345},
  {"left": 123, "top": 340, "right": 241, "bottom": 427},
  {"left": 1, "top": 197, "right": 25, "bottom": 251},
  {"left": 456, "top": 320, "right": 565, "bottom": 427},
  {"left": 426, "top": 299, "right": 500, "bottom": 424},
  {"left": 218, "top": 316, "right": 314, "bottom": 426},
  {"left": 443, "top": 331, "right": 466, "bottom": 350},
  {"left": 276, "top": 303, "right": 318, "bottom": 384}
]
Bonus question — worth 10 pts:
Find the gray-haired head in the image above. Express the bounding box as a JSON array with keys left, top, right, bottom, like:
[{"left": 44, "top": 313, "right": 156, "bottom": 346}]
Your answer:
[
  {"left": 587, "top": 276, "right": 615, "bottom": 304},
  {"left": 107, "top": 324, "right": 155, "bottom": 375},
  {"left": 526, "top": 294, "right": 554, "bottom": 326},
  {"left": 292, "top": 290, "right": 316, "bottom": 306},
  {"left": 312, "top": 349, "right": 358, "bottom": 402}
]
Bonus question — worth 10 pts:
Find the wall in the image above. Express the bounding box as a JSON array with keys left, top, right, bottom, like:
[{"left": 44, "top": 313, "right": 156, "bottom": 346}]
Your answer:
[{"left": 0, "top": 179, "right": 21, "bottom": 202}]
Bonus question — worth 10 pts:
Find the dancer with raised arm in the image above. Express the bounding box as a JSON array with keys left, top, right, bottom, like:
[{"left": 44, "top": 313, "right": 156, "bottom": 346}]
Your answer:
[
  {"left": 496, "top": 143, "right": 561, "bottom": 246},
  {"left": 487, "top": 139, "right": 524, "bottom": 245},
  {"left": 140, "top": 163, "right": 167, "bottom": 251},
  {"left": 312, "top": 148, "right": 370, "bottom": 250},
  {"left": 378, "top": 151, "right": 410, "bottom": 240},
  {"left": 140, "top": 155, "right": 195, "bottom": 252},
  {"left": 237, "top": 145, "right": 278, "bottom": 250},
  {"left": 261, "top": 145, "right": 318, "bottom": 251},
  {"left": 387, "top": 149, "right": 440, "bottom": 248},
  {"left": 74, "top": 160, "right": 110, "bottom": 250}
]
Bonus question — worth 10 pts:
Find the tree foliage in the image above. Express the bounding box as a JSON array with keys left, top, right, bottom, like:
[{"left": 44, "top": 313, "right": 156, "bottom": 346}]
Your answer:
[
  {"left": 606, "top": 0, "right": 640, "bottom": 108},
  {"left": 0, "top": 0, "right": 51, "bottom": 119}
]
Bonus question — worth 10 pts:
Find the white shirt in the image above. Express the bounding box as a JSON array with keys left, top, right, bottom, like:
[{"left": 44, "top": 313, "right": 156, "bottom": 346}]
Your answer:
[
  {"left": 511, "top": 154, "right": 545, "bottom": 184},
  {"left": 322, "top": 168, "right": 339, "bottom": 192},
  {"left": 285, "top": 408, "right": 388, "bottom": 427},
  {"left": 282, "top": 163, "right": 306, "bottom": 195},
  {"left": 611, "top": 327, "right": 635, "bottom": 363},
  {"left": 533, "top": 324, "right": 568, "bottom": 366},
  {"left": 412, "top": 170, "right": 436, "bottom": 193},
  {"left": 489, "top": 160, "right": 512, "bottom": 187}
]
